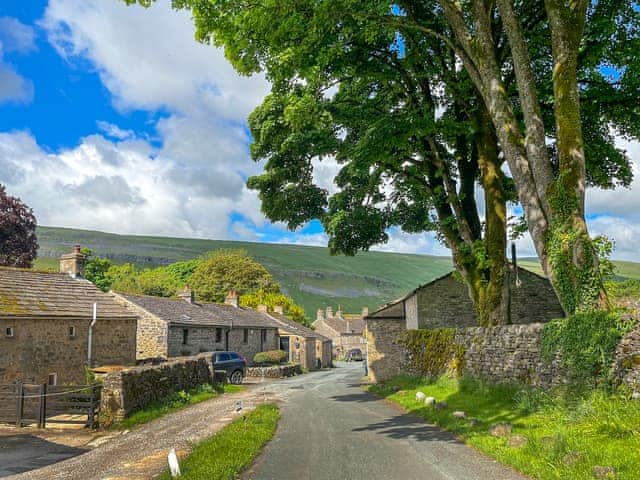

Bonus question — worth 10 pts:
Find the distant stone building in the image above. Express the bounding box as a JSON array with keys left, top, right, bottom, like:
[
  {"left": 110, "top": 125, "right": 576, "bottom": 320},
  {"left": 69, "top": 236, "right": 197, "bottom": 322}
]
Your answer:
[
  {"left": 365, "top": 267, "right": 565, "bottom": 382},
  {"left": 0, "top": 246, "right": 138, "bottom": 385},
  {"left": 265, "top": 307, "right": 332, "bottom": 370},
  {"left": 313, "top": 306, "right": 367, "bottom": 359},
  {"left": 116, "top": 289, "right": 279, "bottom": 364}
]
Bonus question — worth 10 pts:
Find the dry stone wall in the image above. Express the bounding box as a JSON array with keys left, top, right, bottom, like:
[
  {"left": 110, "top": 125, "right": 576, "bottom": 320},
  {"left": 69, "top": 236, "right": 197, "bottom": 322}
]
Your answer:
[
  {"left": 245, "top": 364, "right": 302, "bottom": 378},
  {"left": 98, "top": 354, "right": 213, "bottom": 423}
]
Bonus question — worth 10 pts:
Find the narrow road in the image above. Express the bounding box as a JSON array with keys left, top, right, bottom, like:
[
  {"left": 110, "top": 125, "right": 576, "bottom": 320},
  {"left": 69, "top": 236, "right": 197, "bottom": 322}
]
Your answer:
[{"left": 244, "top": 362, "right": 527, "bottom": 480}]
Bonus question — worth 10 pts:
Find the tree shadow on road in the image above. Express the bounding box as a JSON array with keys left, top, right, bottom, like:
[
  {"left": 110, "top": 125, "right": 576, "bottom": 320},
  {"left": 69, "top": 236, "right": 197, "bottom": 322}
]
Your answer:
[{"left": 352, "top": 413, "right": 463, "bottom": 443}]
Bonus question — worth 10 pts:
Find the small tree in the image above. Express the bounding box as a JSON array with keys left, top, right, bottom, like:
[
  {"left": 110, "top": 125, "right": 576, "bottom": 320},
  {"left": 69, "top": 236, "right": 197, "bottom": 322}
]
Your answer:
[
  {"left": 189, "top": 249, "right": 280, "bottom": 302},
  {"left": 0, "top": 185, "right": 38, "bottom": 268},
  {"left": 82, "top": 248, "right": 114, "bottom": 291}
]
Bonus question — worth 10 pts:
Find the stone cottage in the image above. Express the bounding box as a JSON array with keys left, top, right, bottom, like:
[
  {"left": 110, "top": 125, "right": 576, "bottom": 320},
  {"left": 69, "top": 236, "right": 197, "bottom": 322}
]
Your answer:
[
  {"left": 116, "top": 288, "right": 279, "bottom": 364},
  {"left": 264, "top": 307, "right": 333, "bottom": 370},
  {"left": 313, "top": 306, "right": 367, "bottom": 359},
  {"left": 0, "top": 246, "right": 138, "bottom": 385},
  {"left": 365, "top": 267, "right": 565, "bottom": 382}
]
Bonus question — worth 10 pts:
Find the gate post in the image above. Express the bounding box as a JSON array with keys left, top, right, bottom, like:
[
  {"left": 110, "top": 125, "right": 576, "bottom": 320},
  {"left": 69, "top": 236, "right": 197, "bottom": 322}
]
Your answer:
[
  {"left": 38, "top": 383, "right": 47, "bottom": 428},
  {"left": 15, "top": 381, "right": 23, "bottom": 427}
]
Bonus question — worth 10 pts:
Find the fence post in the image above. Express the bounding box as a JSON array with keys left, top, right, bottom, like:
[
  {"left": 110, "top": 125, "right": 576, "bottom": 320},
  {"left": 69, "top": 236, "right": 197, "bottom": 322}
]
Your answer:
[
  {"left": 38, "top": 383, "right": 47, "bottom": 429},
  {"left": 15, "top": 381, "right": 23, "bottom": 427}
]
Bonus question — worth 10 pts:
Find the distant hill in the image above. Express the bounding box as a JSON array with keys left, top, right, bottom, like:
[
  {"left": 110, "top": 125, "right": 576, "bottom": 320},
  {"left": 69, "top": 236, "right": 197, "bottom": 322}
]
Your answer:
[
  {"left": 34, "top": 226, "right": 454, "bottom": 316},
  {"left": 34, "top": 227, "right": 640, "bottom": 317}
]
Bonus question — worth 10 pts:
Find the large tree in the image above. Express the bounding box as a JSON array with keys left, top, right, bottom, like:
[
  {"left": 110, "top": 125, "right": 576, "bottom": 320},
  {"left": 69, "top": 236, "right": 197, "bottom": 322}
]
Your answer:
[
  {"left": 125, "top": 0, "right": 638, "bottom": 317},
  {"left": 0, "top": 185, "right": 38, "bottom": 268}
]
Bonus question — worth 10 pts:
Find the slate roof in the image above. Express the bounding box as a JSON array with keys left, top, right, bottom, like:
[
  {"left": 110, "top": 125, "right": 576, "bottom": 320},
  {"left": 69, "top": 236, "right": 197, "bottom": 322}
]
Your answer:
[
  {"left": 0, "top": 267, "right": 137, "bottom": 319},
  {"left": 268, "top": 313, "right": 331, "bottom": 342},
  {"left": 120, "top": 294, "right": 280, "bottom": 329},
  {"left": 321, "top": 316, "right": 365, "bottom": 335}
]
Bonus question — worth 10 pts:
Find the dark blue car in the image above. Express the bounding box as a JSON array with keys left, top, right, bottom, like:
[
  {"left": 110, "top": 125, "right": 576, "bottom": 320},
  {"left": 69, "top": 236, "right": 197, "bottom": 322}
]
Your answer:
[{"left": 213, "top": 351, "right": 247, "bottom": 384}]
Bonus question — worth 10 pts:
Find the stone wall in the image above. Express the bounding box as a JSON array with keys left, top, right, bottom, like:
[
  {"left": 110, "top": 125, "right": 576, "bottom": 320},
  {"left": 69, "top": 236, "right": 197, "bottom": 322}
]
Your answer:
[
  {"left": 168, "top": 325, "right": 226, "bottom": 357},
  {"left": 228, "top": 328, "right": 279, "bottom": 365},
  {"left": 116, "top": 298, "right": 168, "bottom": 360},
  {"left": 0, "top": 317, "right": 137, "bottom": 384},
  {"left": 365, "top": 318, "right": 406, "bottom": 383},
  {"left": 613, "top": 306, "right": 640, "bottom": 392},
  {"left": 415, "top": 270, "right": 564, "bottom": 330},
  {"left": 454, "top": 324, "right": 564, "bottom": 387},
  {"left": 245, "top": 364, "right": 302, "bottom": 378},
  {"left": 98, "top": 354, "right": 213, "bottom": 423}
]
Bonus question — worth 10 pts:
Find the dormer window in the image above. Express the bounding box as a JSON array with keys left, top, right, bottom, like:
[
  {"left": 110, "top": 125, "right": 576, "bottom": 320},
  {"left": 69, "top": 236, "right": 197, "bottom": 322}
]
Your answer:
[{"left": 5, "top": 327, "right": 14, "bottom": 338}]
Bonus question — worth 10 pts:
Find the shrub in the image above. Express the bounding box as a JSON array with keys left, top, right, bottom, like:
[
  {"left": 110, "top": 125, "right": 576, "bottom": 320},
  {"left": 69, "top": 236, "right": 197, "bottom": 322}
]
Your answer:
[
  {"left": 541, "top": 311, "right": 636, "bottom": 386},
  {"left": 253, "top": 350, "right": 287, "bottom": 365}
]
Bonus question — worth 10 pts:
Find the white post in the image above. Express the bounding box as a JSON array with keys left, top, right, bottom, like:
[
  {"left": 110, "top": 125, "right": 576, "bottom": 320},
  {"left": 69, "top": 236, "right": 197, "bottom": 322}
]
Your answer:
[
  {"left": 87, "top": 302, "right": 97, "bottom": 368},
  {"left": 168, "top": 448, "right": 181, "bottom": 477}
]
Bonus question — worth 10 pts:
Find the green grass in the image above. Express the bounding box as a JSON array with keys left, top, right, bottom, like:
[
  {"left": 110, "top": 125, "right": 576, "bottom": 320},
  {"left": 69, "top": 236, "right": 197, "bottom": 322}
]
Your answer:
[
  {"left": 370, "top": 376, "right": 640, "bottom": 480},
  {"left": 114, "top": 384, "right": 244, "bottom": 430},
  {"left": 158, "top": 403, "right": 280, "bottom": 480}
]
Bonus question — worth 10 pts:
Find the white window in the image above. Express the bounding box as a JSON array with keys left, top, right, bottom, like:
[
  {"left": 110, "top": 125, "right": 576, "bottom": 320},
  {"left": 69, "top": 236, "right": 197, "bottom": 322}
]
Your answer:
[
  {"left": 48, "top": 373, "right": 57, "bottom": 386},
  {"left": 5, "top": 327, "right": 14, "bottom": 338},
  {"left": 69, "top": 326, "right": 76, "bottom": 337}
]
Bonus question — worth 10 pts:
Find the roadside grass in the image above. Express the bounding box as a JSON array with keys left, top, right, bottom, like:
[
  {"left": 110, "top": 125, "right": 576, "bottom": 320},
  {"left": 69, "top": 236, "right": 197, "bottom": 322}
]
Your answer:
[
  {"left": 114, "top": 383, "right": 244, "bottom": 430},
  {"left": 158, "top": 403, "right": 280, "bottom": 480},
  {"left": 370, "top": 376, "right": 640, "bottom": 480}
]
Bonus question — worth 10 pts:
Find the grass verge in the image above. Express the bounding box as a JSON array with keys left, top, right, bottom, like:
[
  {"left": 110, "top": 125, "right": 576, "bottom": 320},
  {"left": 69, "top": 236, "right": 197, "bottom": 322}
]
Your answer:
[
  {"left": 114, "top": 383, "right": 244, "bottom": 430},
  {"left": 158, "top": 403, "right": 280, "bottom": 480},
  {"left": 370, "top": 376, "right": 640, "bottom": 480}
]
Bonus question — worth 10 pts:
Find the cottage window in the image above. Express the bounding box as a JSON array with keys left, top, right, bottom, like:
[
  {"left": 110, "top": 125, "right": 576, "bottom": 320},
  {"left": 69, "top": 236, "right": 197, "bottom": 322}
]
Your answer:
[
  {"left": 5, "top": 327, "right": 13, "bottom": 337},
  {"left": 48, "top": 373, "right": 57, "bottom": 386},
  {"left": 261, "top": 329, "right": 267, "bottom": 342},
  {"left": 182, "top": 329, "right": 189, "bottom": 345},
  {"left": 215, "top": 328, "right": 222, "bottom": 343},
  {"left": 243, "top": 328, "right": 249, "bottom": 344},
  {"left": 69, "top": 326, "right": 76, "bottom": 337}
]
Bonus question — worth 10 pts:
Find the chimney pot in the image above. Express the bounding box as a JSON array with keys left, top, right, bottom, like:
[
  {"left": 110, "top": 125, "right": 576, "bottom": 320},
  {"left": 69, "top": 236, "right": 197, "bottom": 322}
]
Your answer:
[
  {"left": 326, "top": 306, "right": 333, "bottom": 319},
  {"left": 225, "top": 289, "right": 239, "bottom": 308},
  {"left": 178, "top": 285, "right": 194, "bottom": 304},
  {"left": 59, "top": 245, "right": 87, "bottom": 279}
]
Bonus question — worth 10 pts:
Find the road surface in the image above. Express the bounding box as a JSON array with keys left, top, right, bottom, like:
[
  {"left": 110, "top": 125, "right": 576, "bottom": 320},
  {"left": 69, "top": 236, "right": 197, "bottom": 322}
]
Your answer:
[{"left": 244, "top": 362, "right": 526, "bottom": 480}]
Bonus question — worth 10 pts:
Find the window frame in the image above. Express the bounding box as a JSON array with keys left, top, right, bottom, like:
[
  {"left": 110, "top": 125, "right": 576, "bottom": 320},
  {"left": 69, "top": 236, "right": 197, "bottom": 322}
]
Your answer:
[
  {"left": 243, "top": 328, "right": 249, "bottom": 344},
  {"left": 69, "top": 326, "right": 76, "bottom": 338},
  {"left": 182, "top": 328, "right": 189, "bottom": 345},
  {"left": 5, "top": 326, "right": 14, "bottom": 338},
  {"left": 215, "top": 327, "right": 222, "bottom": 343}
]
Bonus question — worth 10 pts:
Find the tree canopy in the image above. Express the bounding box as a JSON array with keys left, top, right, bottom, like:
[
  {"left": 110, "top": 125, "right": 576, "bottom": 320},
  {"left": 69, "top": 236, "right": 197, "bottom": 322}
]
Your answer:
[
  {"left": 0, "top": 184, "right": 38, "bottom": 268},
  {"left": 124, "top": 0, "right": 640, "bottom": 320},
  {"left": 240, "top": 289, "right": 307, "bottom": 325}
]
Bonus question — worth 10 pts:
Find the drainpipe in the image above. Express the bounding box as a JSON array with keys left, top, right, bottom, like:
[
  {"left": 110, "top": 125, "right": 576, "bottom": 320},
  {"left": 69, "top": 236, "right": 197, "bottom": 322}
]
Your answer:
[{"left": 87, "top": 302, "right": 97, "bottom": 368}]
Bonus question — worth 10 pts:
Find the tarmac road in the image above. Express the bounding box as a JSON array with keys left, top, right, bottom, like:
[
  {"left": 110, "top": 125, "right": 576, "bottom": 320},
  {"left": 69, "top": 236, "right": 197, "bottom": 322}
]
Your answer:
[{"left": 243, "top": 362, "right": 527, "bottom": 480}]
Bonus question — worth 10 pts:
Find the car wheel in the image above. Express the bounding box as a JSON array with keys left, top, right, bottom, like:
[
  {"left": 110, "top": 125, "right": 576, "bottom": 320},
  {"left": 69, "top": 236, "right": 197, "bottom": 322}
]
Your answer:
[{"left": 230, "top": 370, "right": 243, "bottom": 385}]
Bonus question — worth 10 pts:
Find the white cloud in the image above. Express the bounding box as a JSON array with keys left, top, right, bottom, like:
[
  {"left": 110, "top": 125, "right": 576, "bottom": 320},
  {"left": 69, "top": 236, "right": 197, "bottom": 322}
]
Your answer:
[
  {"left": 372, "top": 228, "right": 449, "bottom": 256},
  {"left": 96, "top": 121, "right": 134, "bottom": 141},
  {"left": 0, "top": 17, "right": 35, "bottom": 104}
]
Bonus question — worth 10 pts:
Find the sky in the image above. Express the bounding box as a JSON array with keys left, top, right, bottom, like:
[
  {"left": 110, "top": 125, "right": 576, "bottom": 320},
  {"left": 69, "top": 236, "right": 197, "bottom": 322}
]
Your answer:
[{"left": 0, "top": 1, "right": 639, "bottom": 261}]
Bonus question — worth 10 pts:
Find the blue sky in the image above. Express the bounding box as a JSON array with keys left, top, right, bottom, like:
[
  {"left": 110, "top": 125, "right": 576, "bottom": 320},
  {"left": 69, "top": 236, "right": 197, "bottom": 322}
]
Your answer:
[{"left": 0, "top": 0, "right": 639, "bottom": 260}]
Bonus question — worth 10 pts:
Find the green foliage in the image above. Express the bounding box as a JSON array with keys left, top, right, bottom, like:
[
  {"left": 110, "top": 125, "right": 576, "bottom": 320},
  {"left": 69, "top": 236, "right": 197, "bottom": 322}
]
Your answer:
[
  {"left": 81, "top": 248, "right": 114, "bottom": 292},
  {"left": 157, "top": 403, "right": 280, "bottom": 480},
  {"left": 189, "top": 249, "right": 280, "bottom": 302},
  {"left": 399, "top": 329, "right": 465, "bottom": 378},
  {"left": 371, "top": 375, "right": 640, "bottom": 480},
  {"left": 541, "top": 311, "right": 636, "bottom": 385},
  {"left": 253, "top": 350, "right": 287, "bottom": 365},
  {"left": 240, "top": 289, "right": 307, "bottom": 325},
  {"left": 606, "top": 279, "right": 640, "bottom": 300}
]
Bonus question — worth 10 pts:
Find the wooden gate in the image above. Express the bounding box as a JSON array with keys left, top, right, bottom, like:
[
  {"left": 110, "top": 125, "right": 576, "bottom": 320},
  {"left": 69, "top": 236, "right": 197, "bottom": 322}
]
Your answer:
[{"left": 0, "top": 382, "right": 101, "bottom": 428}]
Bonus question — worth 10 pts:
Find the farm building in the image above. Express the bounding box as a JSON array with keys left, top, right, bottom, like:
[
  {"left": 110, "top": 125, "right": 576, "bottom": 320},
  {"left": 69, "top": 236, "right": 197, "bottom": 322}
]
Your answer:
[{"left": 0, "top": 246, "right": 138, "bottom": 385}]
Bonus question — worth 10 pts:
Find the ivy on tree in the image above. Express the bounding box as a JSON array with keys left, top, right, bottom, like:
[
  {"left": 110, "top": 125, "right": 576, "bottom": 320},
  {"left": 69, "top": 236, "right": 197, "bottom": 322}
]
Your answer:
[{"left": 0, "top": 184, "right": 38, "bottom": 268}]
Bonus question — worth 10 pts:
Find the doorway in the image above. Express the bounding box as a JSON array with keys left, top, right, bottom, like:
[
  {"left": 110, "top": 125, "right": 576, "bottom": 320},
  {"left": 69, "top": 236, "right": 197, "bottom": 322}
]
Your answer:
[{"left": 279, "top": 337, "right": 290, "bottom": 361}]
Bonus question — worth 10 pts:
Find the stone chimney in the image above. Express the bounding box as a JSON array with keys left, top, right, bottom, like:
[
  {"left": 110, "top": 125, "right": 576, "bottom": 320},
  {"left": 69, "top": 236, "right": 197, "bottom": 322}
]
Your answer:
[
  {"left": 178, "top": 285, "right": 194, "bottom": 304},
  {"left": 316, "top": 308, "right": 325, "bottom": 322},
  {"left": 225, "top": 289, "right": 239, "bottom": 308},
  {"left": 326, "top": 306, "right": 333, "bottom": 319},
  {"left": 362, "top": 307, "right": 369, "bottom": 318},
  {"left": 274, "top": 305, "right": 284, "bottom": 315},
  {"left": 257, "top": 304, "right": 268, "bottom": 313},
  {"left": 59, "top": 244, "right": 87, "bottom": 278}
]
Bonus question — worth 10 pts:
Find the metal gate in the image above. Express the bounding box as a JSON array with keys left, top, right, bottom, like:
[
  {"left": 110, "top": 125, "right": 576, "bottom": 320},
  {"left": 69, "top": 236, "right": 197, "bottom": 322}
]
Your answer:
[{"left": 0, "top": 382, "right": 101, "bottom": 428}]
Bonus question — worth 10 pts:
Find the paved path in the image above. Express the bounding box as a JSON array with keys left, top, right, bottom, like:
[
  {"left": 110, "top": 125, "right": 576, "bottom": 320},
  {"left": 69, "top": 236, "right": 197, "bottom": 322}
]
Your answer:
[
  {"left": 244, "top": 362, "right": 528, "bottom": 480},
  {"left": 5, "top": 386, "right": 269, "bottom": 480}
]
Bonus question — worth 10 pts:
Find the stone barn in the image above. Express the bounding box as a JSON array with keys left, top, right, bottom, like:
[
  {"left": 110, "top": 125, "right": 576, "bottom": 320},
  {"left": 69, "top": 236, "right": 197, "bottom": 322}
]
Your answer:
[
  {"left": 365, "top": 267, "right": 565, "bottom": 382},
  {"left": 0, "top": 246, "right": 138, "bottom": 385}
]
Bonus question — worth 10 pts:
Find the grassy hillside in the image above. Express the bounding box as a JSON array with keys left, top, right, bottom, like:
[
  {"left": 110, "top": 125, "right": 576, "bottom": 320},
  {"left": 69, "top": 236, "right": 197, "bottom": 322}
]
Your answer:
[
  {"left": 519, "top": 258, "right": 640, "bottom": 281},
  {"left": 34, "top": 226, "right": 454, "bottom": 315}
]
